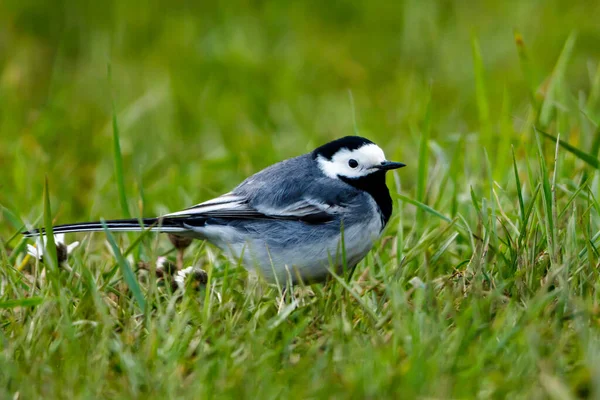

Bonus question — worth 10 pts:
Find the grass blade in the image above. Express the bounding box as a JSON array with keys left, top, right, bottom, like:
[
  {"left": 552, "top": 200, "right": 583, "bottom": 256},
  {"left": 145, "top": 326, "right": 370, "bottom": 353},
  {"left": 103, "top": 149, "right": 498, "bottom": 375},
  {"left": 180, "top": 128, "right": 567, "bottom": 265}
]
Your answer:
[
  {"left": 551, "top": 133, "right": 560, "bottom": 266},
  {"left": 538, "top": 128, "right": 600, "bottom": 169},
  {"left": 536, "top": 133, "right": 555, "bottom": 264},
  {"left": 484, "top": 149, "right": 496, "bottom": 244},
  {"left": 512, "top": 146, "right": 526, "bottom": 222},
  {"left": 586, "top": 59, "right": 600, "bottom": 114},
  {"left": 514, "top": 31, "right": 538, "bottom": 110},
  {"left": 589, "top": 124, "right": 600, "bottom": 160},
  {"left": 431, "top": 232, "right": 459, "bottom": 264},
  {"left": 108, "top": 63, "right": 131, "bottom": 219},
  {"left": 101, "top": 219, "right": 145, "bottom": 312},
  {"left": 472, "top": 35, "right": 492, "bottom": 144},
  {"left": 518, "top": 184, "right": 541, "bottom": 245},
  {"left": 496, "top": 87, "right": 513, "bottom": 178},
  {"left": 1, "top": 204, "right": 29, "bottom": 246},
  {"left": 0, "top": 297, "right": 44, "bottom": 309},
  {"left": 43, "top": 177, "right": 58, "bottom": 272},
  {"left": 539, "top": 33, "right": 577, "bottom": 127},
  {"left": 1, "top": 204, "right": 23, "bottom": 232},
  {"left": 328, "top": 269, "right": 378, "bottom": 322},
  {"left": 558, "top": 176, "right": 591, "bottom": 219},
  {"left": 395, "top": 193, "right": 451, "bottom": 224}
]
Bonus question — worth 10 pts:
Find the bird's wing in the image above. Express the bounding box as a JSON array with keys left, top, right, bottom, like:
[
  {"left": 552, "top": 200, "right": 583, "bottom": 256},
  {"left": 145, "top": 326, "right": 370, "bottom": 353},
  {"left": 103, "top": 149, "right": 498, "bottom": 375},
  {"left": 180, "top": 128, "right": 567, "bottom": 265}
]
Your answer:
[
  {"left": 165, "top": 192, "right": 341, "bottom": 223},
  {"left": 166, "top": 155, "right": 358, "bottom": 223}
]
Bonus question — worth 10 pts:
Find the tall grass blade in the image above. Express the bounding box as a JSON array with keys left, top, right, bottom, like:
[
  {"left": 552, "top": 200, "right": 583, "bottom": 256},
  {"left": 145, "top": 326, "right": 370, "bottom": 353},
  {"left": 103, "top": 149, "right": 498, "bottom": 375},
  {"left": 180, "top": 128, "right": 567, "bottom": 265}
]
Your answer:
[
  {"left": 514, "top": 31, "right": 538, "bottom": 110},
  {"left": 1, "top": 204, "right": 29, "bottom": 246},
  {"left": 512, "top": 146, "right": 526, "bottom": 221},
  {"left": 42, "top": 177, "right": 58, "bottom": 272},
  {"left": 539, "top": 33, "right": 577, "bottom": 127},
  {"left": 395, "top": 193, "right": 451, "bottom": 223},
  {"left": 558, "top": 176, "right": 591, "bottom": 219},
  {"left": 496, "top": 87, "right": 513, "bottom": 178},
  {"left": 484, "top": 149, "right": 496, "bottom": 243},
  {"left": 108, "top": 63, "right": 131, "bottom": 218},
  {"left": 102, "top": 219, "right": 146, "bottom": 312},
  {"left": 589, "top": 124, "right": 600, "bottom": 160},
  {"left": 203, "top": 266, "right": 213, "bottom": 322},
  {"left": 551, "top": 134, "right": 560, "bottom": 265},
  {"left": 471, "top": 35, "right": 492, "bottom": 145},
  {"left": 535, "top": 133, "right": 555, "bottom": 264},
  {"left": 586, "top": 61, "right": 600, "bottom": 114},
  {"left": 538, "top": 128, "right": 600, "bottom": 169},
  {"left": 328, "top": 269, "right": 378, "bottom": 322},
  {"left": 0, "top": 297, "right": 44, "bottom": 309},
  {"left": 1, "top": 205, "right": 23, "bottom": 232}
]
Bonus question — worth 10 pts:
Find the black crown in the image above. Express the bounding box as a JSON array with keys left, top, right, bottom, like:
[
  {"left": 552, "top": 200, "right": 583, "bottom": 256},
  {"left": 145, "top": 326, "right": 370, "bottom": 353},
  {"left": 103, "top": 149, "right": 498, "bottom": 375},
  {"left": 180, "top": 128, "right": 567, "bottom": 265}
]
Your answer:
[{"left": 312, "top": 136, "right": 374, "bottom": 160}]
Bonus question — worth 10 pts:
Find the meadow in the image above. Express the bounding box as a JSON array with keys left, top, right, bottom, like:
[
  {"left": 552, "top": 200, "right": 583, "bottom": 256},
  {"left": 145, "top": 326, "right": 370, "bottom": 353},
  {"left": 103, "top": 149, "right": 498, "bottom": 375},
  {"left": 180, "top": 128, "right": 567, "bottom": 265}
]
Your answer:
[{"left": 2, "top": 0, "right": 600, "bottom": 398}]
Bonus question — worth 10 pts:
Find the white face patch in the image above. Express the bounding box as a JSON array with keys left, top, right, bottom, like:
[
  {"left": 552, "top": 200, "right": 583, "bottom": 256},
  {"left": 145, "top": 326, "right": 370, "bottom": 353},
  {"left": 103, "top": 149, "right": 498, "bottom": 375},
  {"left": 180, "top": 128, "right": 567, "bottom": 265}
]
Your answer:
[{"left": 317, "top": 143, "right": 387, "bottom": 179}]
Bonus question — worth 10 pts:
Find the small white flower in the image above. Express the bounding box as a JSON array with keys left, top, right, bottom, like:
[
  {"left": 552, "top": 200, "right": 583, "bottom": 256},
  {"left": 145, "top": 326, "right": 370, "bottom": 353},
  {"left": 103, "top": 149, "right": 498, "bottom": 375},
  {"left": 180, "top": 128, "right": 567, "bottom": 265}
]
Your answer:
[
  {"left": 27, "top": 234, "right": 79, "bottom": 263},
  {"left": 174, "top": 266, "right": 194, "bottom": 288},
  {"left": 174, "top": 266, "right": 207, "bottom": 289},
  {"left": 409, "top": 276, "right": 426, "bottom": 289},
  {"left": 156, "top": 256, "right": 168, "bottom": 270}
]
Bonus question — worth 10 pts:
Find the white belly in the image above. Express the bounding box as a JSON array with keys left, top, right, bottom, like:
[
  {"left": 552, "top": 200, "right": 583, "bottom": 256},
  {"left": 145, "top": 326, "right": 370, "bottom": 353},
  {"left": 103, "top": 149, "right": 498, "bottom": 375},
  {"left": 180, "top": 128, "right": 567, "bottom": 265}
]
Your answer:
[{"left": 199, "top": 216, "right": 383, "bottom": 283}]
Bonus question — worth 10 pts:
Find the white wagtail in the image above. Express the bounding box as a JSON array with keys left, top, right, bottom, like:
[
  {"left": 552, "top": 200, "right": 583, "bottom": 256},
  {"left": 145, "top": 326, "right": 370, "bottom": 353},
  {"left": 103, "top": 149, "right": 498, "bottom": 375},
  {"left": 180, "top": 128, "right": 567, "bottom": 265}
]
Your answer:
[{"left": 24, "top": 136, "right": 405, "bottom": 284}]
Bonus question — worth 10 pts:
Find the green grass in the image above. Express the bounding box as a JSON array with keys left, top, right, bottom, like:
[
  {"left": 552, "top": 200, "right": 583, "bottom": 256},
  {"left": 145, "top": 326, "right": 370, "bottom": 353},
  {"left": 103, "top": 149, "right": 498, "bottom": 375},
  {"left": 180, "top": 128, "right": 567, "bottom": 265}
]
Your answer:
[{"left": 2, "top": 0, "right": 600, "bottom": 398}]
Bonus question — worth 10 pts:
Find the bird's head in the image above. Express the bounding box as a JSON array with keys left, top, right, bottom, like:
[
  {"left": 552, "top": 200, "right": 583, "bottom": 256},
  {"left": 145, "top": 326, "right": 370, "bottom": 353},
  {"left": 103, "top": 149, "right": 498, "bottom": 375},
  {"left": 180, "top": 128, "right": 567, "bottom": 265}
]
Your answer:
[{"left": 313, "top": 136, "right": 405, "bottom": 180}]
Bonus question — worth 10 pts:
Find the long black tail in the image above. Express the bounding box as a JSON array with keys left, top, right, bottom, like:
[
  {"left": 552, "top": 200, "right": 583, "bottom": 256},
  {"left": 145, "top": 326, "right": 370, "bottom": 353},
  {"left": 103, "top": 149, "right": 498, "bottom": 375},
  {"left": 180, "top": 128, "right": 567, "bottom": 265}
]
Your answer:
[{"left": 23, "top": 217, "right": 189, "bottom": 238}]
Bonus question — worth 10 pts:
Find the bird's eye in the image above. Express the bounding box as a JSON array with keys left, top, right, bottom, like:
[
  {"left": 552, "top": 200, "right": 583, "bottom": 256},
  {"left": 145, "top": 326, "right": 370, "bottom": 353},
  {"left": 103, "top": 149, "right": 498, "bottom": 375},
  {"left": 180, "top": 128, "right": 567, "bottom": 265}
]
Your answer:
[{"left": 348, "top": 159, "right": 358, "bottom": 168}]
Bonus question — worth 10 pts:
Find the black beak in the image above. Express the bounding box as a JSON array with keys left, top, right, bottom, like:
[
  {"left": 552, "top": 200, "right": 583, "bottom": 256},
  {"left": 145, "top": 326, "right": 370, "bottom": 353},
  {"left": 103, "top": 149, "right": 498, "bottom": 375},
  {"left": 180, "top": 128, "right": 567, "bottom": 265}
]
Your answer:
[{"left": 376, "top": 161, "right": 406, "bottom": 171}]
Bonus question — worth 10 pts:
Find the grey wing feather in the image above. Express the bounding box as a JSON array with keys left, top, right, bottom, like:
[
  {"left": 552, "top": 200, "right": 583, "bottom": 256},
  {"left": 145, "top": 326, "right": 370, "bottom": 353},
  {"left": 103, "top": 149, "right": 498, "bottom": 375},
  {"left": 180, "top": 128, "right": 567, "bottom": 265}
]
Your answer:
[
  {"left": 166, "top": 194, "right": 338, "bottom": 223},
  {"left": 166, "top": 154, "right": 359, "bottom": 223}
]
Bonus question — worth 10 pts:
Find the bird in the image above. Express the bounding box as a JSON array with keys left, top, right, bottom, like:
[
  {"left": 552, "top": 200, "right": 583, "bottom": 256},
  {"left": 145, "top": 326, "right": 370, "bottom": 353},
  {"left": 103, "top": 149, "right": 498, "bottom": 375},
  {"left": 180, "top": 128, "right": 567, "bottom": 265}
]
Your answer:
[{"left": 24, "top": 136, "right": 405, "bottom": 284}]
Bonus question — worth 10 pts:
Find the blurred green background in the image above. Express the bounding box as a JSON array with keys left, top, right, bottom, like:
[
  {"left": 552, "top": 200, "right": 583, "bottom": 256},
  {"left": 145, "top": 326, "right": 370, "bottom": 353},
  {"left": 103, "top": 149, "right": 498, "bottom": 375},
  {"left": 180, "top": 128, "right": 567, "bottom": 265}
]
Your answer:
[{"left": 1, "top": 0, "right": 598, "bottom": 227}]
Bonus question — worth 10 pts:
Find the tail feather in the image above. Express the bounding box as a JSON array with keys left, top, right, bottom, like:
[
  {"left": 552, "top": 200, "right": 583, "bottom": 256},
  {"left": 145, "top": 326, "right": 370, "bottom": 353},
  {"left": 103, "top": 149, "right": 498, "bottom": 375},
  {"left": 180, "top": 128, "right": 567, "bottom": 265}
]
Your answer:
[{"left": 23, "top": 217, "right": 188, "bottom": 238}]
